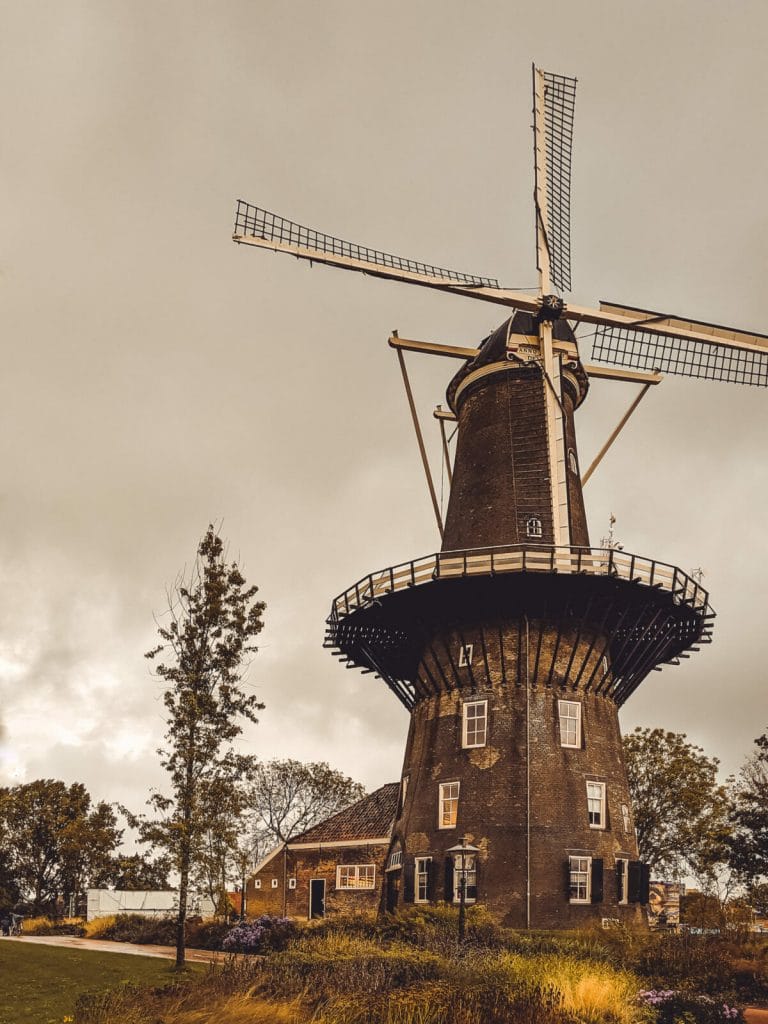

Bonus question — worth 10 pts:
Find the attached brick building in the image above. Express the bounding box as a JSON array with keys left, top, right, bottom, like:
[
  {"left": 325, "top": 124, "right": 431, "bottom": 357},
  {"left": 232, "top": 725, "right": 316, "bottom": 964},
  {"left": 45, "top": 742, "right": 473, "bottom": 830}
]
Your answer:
[{"left": 246, "top": 784, "right": 398, "bottom": 920}]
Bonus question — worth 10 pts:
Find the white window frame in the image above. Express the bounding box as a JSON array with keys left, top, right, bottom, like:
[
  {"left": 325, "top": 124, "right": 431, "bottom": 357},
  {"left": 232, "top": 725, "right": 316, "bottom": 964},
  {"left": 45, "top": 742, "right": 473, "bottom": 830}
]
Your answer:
[
  {"left": 399, "top": 774, "right": 409, "bottom": 815},
  {"left": 288, "top": 877, "right": 297, "bottom": 890},
  {"left": 386, "top": 849, "right": 403, "bottom": 872},
  {"left": 587, "top": 780, "right": 607, "bottom": 829},
  {"left": 438, "top": 781, "right": 460, "bottom": 829},
  {"left": 458, "top": 643, "right": 474, "bottom": 667},
  {"left": 621, "top": 803, "right": 631, "bottom": 833},
  {"left": 254, "top": 879, "right": 261, "bottom": 889},
  {"left": 526, "top": 516, "right": 543, "bottom": 538},
  {"left": 451, "top": 854, "right": 477, "bottom": 905},
  {"left": 616, "top": 857, "right": 629, "bottom": 905},
  {"left": 336, "top": 864, "right": 376, "bottom": 890},
  {"left": 271, "top": 878, "right": 279, "bottom": 888},
  {"left": 414, "top": 856, "right": 431, "bottom": 903},
  {"left": 569, "top": 855, "right": 591, "bottom": 904},
  {"left": 558, "top": 700, "right": 581, "bottom": 748},
  {"left": 462, "top": 699, "right": 488, "bottom": 748},
  {"left": 568, "top": 448, "right": 578, "bottom": 474}
]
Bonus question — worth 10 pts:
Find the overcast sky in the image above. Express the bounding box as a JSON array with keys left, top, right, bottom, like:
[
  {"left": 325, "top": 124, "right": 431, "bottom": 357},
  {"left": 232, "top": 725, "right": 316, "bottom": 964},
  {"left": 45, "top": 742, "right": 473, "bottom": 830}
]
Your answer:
[{"left": 0, "top": 1, "right": 766, "bottom": 816}]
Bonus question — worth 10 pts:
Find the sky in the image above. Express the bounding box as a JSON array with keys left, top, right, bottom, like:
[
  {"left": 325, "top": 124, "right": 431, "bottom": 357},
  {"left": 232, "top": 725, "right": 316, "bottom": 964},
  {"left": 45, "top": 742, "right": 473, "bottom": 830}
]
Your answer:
[{"left": 0, "top": 0, "right": 766, "bottom": 817}]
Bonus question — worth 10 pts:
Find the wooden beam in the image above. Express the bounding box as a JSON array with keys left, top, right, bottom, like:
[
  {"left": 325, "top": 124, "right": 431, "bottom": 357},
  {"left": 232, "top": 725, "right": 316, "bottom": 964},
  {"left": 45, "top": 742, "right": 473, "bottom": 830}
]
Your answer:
[
  {"left": 584, "top": 364, "right": 664, "bottom": 386},
  {"left": 433, "top": 407, "right": 457, "bottom": 422},
  {"left": 396, "top": 349, "right": 444, "bottom": 538},
  {"left": 388, "top": 335, "right": 479, "bottom": 359},
  {"left": 436, "top": 405, "right": 453, "bottom": 486},
  {"left": 582, "top": 383, "right": 654, "bottom": 486}
]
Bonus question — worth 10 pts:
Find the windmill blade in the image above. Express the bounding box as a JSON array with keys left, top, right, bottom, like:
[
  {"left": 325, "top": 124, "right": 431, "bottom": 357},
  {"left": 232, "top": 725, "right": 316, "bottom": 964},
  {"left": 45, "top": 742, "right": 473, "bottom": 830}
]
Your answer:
[
  {"left": 232, "top": 201, "right": 533, "bottom": 306},
  {"left": 589, "top": 300, "right": 768, "bottom": 387},
  {"left": 533, "top": 67, "right": 577, "bottom": 293}
]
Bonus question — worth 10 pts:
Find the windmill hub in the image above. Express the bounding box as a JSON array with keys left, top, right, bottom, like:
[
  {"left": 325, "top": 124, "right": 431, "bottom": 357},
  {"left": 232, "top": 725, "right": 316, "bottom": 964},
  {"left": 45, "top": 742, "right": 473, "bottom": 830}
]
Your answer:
[{"left": 536, "top": 294, "right": 566, "bottom": 322}]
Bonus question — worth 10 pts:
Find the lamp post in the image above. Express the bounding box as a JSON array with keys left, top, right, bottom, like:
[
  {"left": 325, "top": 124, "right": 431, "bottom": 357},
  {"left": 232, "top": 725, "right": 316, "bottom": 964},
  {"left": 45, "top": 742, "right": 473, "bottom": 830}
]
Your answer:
[{"left": 446, "top": 837, "right": 479, "bottom": 943}]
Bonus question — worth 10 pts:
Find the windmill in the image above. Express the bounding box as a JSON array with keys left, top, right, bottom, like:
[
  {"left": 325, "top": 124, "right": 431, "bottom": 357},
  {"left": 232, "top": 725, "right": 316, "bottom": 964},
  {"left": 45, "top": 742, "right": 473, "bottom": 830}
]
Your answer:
[{"left": 233, "top": 68, "right": 761, "bottom": 927}]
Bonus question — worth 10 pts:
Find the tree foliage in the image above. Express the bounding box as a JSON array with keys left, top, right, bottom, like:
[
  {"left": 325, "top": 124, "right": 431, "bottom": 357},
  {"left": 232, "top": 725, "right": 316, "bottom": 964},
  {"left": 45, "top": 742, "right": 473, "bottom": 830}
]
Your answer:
[
  {"left": 0, "top": 779, "right": 121, "bottom": 913},
  {"left": 249, "top": 759, "right": 366, "bottom": 852},
  {"left": 97, "top": 852, "right": 172, "bottom": 891},
  {"left": 133, "top": 525, "right": 266, "bottom": 966},
  {"left": 623, "top": 728, "right": 731, "bottom": 883},
  {"left": 728, "top": 728, "right": 768, "bottom": 889}
]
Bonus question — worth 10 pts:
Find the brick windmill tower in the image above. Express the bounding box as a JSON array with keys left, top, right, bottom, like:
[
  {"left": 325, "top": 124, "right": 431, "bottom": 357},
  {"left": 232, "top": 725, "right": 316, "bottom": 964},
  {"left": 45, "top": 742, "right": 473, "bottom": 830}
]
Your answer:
[{"left": 234, "top": 68, "right": 766, "bottom": 926}]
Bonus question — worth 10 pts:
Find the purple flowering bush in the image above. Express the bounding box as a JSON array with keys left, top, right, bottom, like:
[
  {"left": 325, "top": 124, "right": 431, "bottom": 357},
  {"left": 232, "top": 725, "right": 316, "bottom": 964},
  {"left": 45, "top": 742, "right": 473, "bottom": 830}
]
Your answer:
[
  {"left": 222, "top": 914, "right": 297, "bottom": 954},
  {"left": 637, "top": 989, "right": 743, "bottom": 1023}
]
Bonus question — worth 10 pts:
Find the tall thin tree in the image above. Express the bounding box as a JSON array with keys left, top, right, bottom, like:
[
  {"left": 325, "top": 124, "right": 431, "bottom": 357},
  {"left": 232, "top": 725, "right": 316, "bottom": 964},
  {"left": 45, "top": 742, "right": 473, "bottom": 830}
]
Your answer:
[{"left": 137, "top": 526, "right": 265, "bottom": 968}]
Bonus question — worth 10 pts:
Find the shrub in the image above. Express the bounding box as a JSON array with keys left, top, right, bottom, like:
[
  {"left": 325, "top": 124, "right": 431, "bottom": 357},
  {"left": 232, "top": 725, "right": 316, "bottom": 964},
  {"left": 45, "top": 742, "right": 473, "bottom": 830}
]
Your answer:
[
  {"left": 222, "top": 915, "right": 298, "bottom": 954},
  {"left": 84, "top": 913, "right": 177, "bottom": 945},
  {"left": 637, "top": 990, "right": 743, "bottom": 1023},
  {"left": 23, "top": 915, "right": 86, "bottom": 936},
  {"left": 186, "top": 917, "right": 233, "bottom": 950}
]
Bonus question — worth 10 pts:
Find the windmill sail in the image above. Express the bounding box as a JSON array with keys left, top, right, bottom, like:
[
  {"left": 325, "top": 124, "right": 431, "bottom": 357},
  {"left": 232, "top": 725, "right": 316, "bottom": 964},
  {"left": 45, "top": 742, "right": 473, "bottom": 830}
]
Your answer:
[
  {"left": 591, "top": 301, "right": 768, "bottom": 387},
  {"left": 533, "top": 69, "right": 577, "bottom": 293},
  {"left": 233, "top": 201, "right": 500, "bottom": 290}
]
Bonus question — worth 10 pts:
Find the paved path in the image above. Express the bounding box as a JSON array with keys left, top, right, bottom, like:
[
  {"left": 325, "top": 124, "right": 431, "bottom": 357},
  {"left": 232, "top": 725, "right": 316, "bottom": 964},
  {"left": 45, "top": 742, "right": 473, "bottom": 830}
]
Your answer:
[
  {"left": 745, "top": 1010, "right": 768, "bottom": 1024},
  {"left": 0, "top": 934, "right": 221, "bottom": 963}
]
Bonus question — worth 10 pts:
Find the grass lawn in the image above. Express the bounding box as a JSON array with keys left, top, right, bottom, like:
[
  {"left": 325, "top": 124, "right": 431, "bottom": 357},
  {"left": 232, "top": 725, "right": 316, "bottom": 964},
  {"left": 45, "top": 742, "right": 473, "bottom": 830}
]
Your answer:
[{"left": 0, "top": 940, "right": 202, "bottom": 1024}]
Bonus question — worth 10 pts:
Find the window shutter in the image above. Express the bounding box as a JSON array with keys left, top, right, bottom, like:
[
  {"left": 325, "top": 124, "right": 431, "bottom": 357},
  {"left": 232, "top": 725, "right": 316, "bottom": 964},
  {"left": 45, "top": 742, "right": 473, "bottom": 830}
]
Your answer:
[
  {"left": 627, "top": 860, "right": 642, "bottom": 903},
  {"left": 403, "top": 859, "right": 415, "bottom": 903},
  {"left": 564, "top": 857, "right": 573, "bottom": 898},
  {"left": 444, "top": 857, "right": 454, "bottom": 903},
  {"left": 639, "top": 863, "right": 651, "bottom": 905},
  {"left": 615, "top": 859, "right": 625, "bottom": 901},
  {"left": 428, "top": 858, "right": 438, "bottom": 902},
  {"left": 590, "top": 858, "right": 604, "bottom": 903}
]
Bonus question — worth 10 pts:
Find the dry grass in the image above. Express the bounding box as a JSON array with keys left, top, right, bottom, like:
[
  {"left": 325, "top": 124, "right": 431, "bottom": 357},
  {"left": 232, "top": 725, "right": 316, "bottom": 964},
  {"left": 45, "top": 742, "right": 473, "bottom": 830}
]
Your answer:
[
  {"left": 83, "top": 914, "right": 120, "bottom": 939},
  {"left": 23, "top": 914, "right": 85, "bottom": 935}
]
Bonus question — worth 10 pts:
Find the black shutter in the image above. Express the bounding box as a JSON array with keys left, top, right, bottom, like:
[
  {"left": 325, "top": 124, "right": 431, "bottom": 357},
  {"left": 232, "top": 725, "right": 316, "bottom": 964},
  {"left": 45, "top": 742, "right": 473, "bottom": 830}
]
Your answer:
[
  {"left": 403, "top": 859, "right": 415, "bottom": 903},
  {"left": 639, "top": 863, "right": 651, "bottom": 905},
  {"left": 444, "top": 857, "right": 454, "bottom": 903},
  {"left": 615, "top": 859, "right": 625, "bottom": 901},
  {"left": 427, "top": 858, "right": 438, "bottom": 903},
  {"left": 590, "top": 858, "right": 604, "bottom": 903},
  {"left": 564, "top": 857, "right": 573, "bottom": 899},
  {"left": 627, "top": 860, "right": 642, "bottom": 903}
]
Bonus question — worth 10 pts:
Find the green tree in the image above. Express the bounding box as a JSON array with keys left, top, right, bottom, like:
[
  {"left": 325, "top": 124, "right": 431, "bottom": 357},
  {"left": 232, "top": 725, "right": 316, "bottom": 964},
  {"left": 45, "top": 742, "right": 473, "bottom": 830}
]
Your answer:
[
  {"left": 134, "top": 526, "right": 265, "bottom": 968},
  {"left": 96, "top": 852, "right": 172, "bottom": 891},
  {"left": 623, "top": 728, "right": 731, "bottom": 883},
  {"left": 0, "top": 780, "right": 121, "bottom": 914},
  {"left": 249, "top": 759, "right": 366, "bottom": 851},
  {"left": 728, "top": 728, "right": 768, "bottom": 890}
]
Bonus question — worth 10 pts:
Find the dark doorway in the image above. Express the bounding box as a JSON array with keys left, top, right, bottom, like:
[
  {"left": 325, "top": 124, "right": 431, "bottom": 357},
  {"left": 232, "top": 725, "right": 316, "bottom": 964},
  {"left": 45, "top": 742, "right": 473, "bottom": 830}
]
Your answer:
[
  {"left": 309, "top": 878, "right": 325, "bottom": 919},
  {"left": 385, "top": 871, "right": 400, "bottom": 913}
]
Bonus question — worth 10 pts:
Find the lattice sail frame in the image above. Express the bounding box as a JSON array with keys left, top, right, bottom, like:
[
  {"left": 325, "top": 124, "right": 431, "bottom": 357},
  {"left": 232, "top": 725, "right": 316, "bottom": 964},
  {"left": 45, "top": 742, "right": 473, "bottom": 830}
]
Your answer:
[
  {"left": 536, "top": 70, "right": 577, "bottom": 293},
  {"left": 234, "top": 201, "right": 500, "bottom": 290},
  {"left": 592, "top": 324, "right": 768, "bottom": 387}
]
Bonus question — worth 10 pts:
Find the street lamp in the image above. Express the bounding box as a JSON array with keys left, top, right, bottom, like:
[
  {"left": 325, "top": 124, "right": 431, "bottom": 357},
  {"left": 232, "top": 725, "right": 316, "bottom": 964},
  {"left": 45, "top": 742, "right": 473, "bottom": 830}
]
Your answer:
[{"left": 446, "top": 836, "right": 479, "bottom": 943}]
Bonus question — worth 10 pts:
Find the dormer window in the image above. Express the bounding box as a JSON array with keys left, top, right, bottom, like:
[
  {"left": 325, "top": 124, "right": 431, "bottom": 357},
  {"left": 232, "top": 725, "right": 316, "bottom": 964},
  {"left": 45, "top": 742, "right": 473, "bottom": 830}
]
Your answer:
[{"left": 526, "top": 516, "right": 543, "bottom": 539}]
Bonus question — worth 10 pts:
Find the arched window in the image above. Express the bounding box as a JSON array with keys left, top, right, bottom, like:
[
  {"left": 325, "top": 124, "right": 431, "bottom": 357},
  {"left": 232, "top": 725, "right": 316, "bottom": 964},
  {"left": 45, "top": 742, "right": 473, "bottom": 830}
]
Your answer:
[
  {"left": 568, "top": 448, "right": 578, "bottom": 474},
  {"left": 526, "top": 516, "right": 543, "bottom": 539}
]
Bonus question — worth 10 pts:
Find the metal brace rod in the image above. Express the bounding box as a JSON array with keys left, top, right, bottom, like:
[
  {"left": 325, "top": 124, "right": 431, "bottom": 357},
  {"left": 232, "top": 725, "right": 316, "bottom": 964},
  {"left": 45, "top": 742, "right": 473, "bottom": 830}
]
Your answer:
[
  {"left": 436, "top": 405, "right": 453, "bottom": 486},
  {"left": 396, "top": 347, "right": 444, "bottom": 537},
  {"left": 582, "top": 382, "right": 654, "bottom": 486}
]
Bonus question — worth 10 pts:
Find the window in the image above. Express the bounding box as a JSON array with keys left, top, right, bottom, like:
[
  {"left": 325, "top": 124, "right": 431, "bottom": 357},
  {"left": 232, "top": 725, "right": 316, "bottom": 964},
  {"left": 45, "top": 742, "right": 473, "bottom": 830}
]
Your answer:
[
  {"left": 616, "top": 858, "right": 629, "bottom": 905},
  {"left": 336, "top": 864, "right": 376, "bottom": 890},
  {"left": 439, "top": 781, "right": 460, "bottom": 829},
  {"left": 415, "top": 856, "right": 431, "bottom": 903},
  {"left": 462, "top": 700, "right": 488, "bottom": 748},
  {"left": 526, "top": 516, "right": 543, "bottom": 538},
  {"left": 587, "top": 781, "right": 606, "bottom": 829},
  {"left": 271, "top": 878, "right": 279, "bottom": 889},
  {"left": 399, "top": 775, "right": 409, "bottom": 815},
  {"left": 621, "top": 803, "right": 630, "bottom": 833},
  {"left": 568, "top": 448, "right": 578, "bottom": 474},
  {"left": 452, "top": 854, "right": 477, "bottom": 904},
  {"left": 558, "top": 700, "right": 581, "bottom": 748},
  {"left": 288, "top": 877, "right": 297, "bottom": 890},
  {"left": 458, "top": 643, "right": 474, "bottom": 667},
  {"left": 601, "top": 655, "right": 609, "bottom": 678},
  {"left": 254, "top": 879, "right": 261, "bottom": 889},
  {"left": 386, "top": 849, "right": 403, "bottom": 872},
  {"left": 569, "top": 855, "right": 591, "bottom": 903}
]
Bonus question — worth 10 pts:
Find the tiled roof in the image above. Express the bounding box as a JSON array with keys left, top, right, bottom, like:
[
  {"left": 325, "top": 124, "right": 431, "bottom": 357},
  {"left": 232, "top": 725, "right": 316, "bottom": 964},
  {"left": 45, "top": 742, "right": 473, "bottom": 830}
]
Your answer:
[{"left": 289, "top": 782, "right": 399, "bottom": 844}]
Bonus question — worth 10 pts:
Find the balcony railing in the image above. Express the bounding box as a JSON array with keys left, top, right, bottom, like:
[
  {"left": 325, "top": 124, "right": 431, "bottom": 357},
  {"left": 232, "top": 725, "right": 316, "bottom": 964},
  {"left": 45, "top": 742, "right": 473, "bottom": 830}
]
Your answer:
[{"left": 330, "top": 544, "right": 710, "bottom": 621}]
